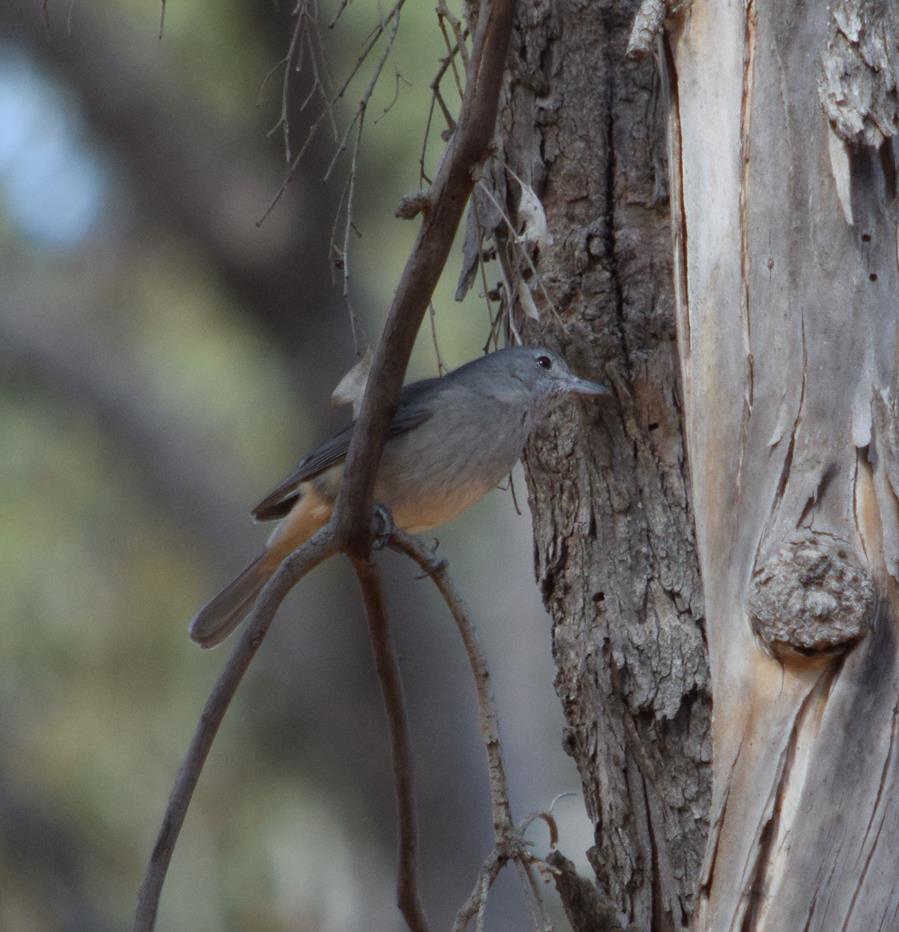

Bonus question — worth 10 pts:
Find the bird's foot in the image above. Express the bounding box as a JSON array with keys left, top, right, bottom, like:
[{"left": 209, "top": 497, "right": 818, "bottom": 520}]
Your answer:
[
  {"left": 372, "top": 503, "right": 395, "bottom": 550},
  {"left": 415, "top": 538, "right": 448, "bottom": 578}
]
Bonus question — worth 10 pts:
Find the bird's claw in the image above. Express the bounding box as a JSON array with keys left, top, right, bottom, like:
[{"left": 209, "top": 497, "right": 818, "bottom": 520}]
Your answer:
[
  {"left": 427, "top": 539, "right": 447, "bottom": 573},
  {"left": 372, "top": 503, "right": 395, "bottom": 550},
  {"left": 413, "top": 539, "right": 448, "bottom": 578},
  {"left": 426, "top": 556, "right": 448, "bottom": 575}
]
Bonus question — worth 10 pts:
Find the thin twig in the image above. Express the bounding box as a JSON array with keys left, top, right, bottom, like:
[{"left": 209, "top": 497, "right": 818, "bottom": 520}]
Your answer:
[
  {"left": 133, "top": 529, "right": 338, "bottom": 932},
  {"left": 454, "top": 850, "right": 505, "bottom": 932},
  {"left": 427, "top": 302, "right": 447, "bottom": 375},
  {"left": 433, "top": 84, "right": 457, "bottom": 139},
  {"left": 471, "top": 189, "right": 502, "bottom": 345},
  {"left": 260, "top": 1, "right": 337, "bottom": 164},
  {"left": 417, "top": 17, "right": 468, "bottom": 186},
  {"left": 434, "top": 34, "right": 467, "bottom": 104},
  {"left": 453, "top": 838, "right": 552, "bottom": 932},
  {"left": 437, "top": 0, "right": 470, "bottom": 72},
  {"left": 258, "top": 0, "right": 407, "bottom": 226},
  {"left": 339, "top": 117, "right": 365, "bottom": 350},
  {"left": 374, "top": 68, "right": 412, "bottom": 124},
  {"left": 516, "top": 858, "right": 552, "bottom": 931},
  {"left": 352, "top": 556, "right": 430, "bottom": 932},
  {"left": 326, "top": 153, "right": 366, "bottom": 352},
  {"left": 436, "top": 8, "right": 467, "bottom": 100},
  {"left": 482, "top": 302, "right": 505, "bottom": 355},
  {"left": 322, "top": 2, "right": 403, "bottom": 182},
  {"left": 475, "top": 870, "right": 492, "bottom": 932},
  {"left": 328, "top": 0, "right": 351, "bottom": 29},
  {"left": 418, "top": 91, "right": 438, "bottom": 187},
  {"left": 272, "top": 4, "right": 304, "bottom": 161},
  {"left": 475, "top": 177, "right": 559, "bottom": 322},
  {"left": 262, "top": 0, "right": 405, "bottom": 345},
  {"left": 307, "top": 7, "right": 339, "bottom": 131}
]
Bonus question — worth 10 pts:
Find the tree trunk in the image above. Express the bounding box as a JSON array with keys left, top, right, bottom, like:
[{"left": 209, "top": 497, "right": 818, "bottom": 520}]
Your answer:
[
  {"left": 664, "top": 1, "right": 899, "bottom": 929},
  {"left": 489, "top": 3, "right": 711, "bottom": 928}
]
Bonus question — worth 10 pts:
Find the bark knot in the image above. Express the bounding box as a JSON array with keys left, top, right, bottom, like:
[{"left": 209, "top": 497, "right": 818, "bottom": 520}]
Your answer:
[{"left": 748, "top": 536, "right": 874, "bottom": 658}]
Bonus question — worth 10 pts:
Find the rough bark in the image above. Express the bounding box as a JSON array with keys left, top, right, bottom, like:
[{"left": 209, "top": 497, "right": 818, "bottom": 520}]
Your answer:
[
  {"left": 666, "top": 0, "right": 899, "bottom": 929},
  {"left": 490, "top": 2, "right": 711, "bottom": 928}
]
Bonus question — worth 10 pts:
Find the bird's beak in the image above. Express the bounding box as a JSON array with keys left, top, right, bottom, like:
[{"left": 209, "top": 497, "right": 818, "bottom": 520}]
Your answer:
[{"left": 565, "top": 375, "right": 612, "bottom": 397}]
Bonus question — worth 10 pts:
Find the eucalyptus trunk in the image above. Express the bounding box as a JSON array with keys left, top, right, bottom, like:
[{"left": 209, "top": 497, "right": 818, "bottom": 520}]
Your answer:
[{"left": 664, "top": 1, "right": 899, "bottom": 929}]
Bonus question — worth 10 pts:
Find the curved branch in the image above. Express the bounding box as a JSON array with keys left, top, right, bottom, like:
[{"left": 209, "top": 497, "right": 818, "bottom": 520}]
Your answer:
[
  {"left": 133, "top": 529, "right": 338, "bottom": 932},
  {"left": 389, "top": 530, "right": 549, "bottom": 931},
  {"left": 352, "top": 556, "right": 429, "bottom": 932},
  {"left": 388, "top": 530, "right": 512, "bottom": 832}
]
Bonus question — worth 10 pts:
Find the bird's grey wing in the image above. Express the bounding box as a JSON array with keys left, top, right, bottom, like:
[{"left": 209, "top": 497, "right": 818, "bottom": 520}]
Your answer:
[{"left": 251, "top": 391, "right": 436, "bottom": 521}]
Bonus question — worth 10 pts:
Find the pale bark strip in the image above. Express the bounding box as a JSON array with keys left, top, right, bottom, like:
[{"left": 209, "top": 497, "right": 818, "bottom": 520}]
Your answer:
[
  {"left": 667, "top": 0, "right": 899, "bottom": 928},
  {"left": 497, "top": 3, "right": 710, "bottom": 929}
]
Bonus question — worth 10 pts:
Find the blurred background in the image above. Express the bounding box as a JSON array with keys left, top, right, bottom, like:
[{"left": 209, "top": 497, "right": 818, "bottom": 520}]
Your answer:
[{"left": 0, "top": 2, "right": 593, "bottom": 929}]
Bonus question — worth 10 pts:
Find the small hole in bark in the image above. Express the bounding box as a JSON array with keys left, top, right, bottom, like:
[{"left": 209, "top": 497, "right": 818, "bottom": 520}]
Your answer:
[
  {"left": 862, "top": 233, "right": 871, "bottom": 242},
  {"left": 648, "top": 422, "right": 659, "bottom": 432},
  {"left": 593, "top": 592, "right": 605, "bottom": 603},
  {"left": 869, "top": 273, "right": 878, "bottom": 282},
  {"left": 838, "top": 549, "right": 847, "bottom": 559}
]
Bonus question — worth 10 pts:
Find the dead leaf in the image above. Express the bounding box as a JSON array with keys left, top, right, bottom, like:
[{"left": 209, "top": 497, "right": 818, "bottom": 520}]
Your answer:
[
  {"left": 517, "top": 183, "right": 553, "bottom": 247},
  {"left": 331, "top": 349, "right": 372, "bottom": 417}
]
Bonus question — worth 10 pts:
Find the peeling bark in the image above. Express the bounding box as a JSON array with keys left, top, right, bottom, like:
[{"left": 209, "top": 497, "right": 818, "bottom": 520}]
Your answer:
[
  {"left": 820, "top": 0, "right": 899, "bottom": 147},
  {"left": 667, "top": 0, "right": 899, "bottom": 928}
]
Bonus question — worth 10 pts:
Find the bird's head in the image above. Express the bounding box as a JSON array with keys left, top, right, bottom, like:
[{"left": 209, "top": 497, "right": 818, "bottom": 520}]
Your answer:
[{"left": 501, "top": 346, "right": 611, "bottom": 409}]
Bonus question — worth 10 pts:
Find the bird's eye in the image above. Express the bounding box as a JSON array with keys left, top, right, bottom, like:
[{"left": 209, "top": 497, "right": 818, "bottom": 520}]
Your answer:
[{"left": 536, "top": 355, "right": 552, "bottom": 370}]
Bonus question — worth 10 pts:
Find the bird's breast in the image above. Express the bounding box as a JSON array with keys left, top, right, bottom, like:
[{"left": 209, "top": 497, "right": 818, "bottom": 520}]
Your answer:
[
  {"left": 386, "top": 478, "right": 495, "bottom": 532},
  {"left": 372, "top": 406, "right": 528, "bottom": 531}
]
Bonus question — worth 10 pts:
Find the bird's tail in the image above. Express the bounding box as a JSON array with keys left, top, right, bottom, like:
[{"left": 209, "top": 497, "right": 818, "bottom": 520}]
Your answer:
[
  {"left": 189, "top": 492, "right": 331, "bottom": 648},
  {"left": 188, "top": 553, "right": 275, "bottom": 648}
]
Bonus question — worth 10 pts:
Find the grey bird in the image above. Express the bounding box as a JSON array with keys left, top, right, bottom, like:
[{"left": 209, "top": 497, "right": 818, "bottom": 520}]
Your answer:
[{"left": 189, "top": 346, "right": 609, "bottom": 648}]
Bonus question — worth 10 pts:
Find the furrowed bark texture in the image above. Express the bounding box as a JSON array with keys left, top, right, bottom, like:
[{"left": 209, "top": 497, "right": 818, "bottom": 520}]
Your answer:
[
  {"left": 667, "top": 1, "right": 899, "bottom": 929},
  {"left": 493, "top": 3, "right": 711, "bottom": 928}
]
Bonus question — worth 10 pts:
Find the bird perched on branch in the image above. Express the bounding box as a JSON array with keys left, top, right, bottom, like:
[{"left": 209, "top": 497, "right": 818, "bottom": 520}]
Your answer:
[{"left": 189, "top": 346, "right": 609, "bottom": 648}]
